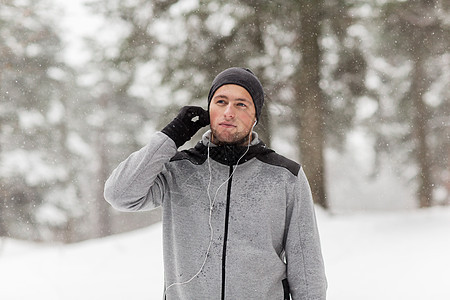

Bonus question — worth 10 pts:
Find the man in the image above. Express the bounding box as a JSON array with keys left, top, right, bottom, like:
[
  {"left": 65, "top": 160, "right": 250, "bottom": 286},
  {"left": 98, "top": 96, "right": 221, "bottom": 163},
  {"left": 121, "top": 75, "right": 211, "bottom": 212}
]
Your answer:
[{"left": 104, "top": 67, "right": 327, "bottom": 299}]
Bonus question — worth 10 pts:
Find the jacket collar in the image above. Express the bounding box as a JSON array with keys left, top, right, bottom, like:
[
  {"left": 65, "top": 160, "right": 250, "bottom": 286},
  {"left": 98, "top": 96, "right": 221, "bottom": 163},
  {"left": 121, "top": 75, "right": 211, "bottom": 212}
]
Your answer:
[{"left": 194, "top": 130, "right": 273, "bottom": 166}]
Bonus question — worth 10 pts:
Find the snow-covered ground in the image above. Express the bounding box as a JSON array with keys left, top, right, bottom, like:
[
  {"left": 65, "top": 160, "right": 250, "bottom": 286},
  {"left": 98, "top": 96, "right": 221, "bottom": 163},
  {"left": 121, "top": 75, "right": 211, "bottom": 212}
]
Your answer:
[{"left": 1, "top": 207, "right": 449, "bottom": 300}]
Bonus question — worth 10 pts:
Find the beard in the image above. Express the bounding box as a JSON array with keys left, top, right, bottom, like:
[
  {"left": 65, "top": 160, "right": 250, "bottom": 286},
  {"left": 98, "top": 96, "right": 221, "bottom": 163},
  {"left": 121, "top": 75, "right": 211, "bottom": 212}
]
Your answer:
[{"left": 210, "top": 128, "right": 252, "bottom": 146}]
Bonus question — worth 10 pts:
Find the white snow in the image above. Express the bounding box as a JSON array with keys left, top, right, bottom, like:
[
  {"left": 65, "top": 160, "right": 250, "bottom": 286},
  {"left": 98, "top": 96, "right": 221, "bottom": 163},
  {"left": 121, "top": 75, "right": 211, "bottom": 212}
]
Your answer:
[
  {"left": 18, "top": 110, "right": 46, "bottom": 130},
  {"left": 0, "top": 150, "right": 68, "bottom": 186},
  {"left": 51, "top": 0, "right": 130, "bottom": 67},
  {"left": 1, "top": 207, "right": 449, "bottom": 300}
]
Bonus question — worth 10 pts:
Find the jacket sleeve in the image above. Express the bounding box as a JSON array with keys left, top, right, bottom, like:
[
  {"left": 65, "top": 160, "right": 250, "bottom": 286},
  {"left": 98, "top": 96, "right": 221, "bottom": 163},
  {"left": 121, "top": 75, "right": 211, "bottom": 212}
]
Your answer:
[
  {"left": 103, "top": 132, "right": 177, "bottom": 211},
  {"left": 285, "top": 167, "right": 327, "bottom": 300}
]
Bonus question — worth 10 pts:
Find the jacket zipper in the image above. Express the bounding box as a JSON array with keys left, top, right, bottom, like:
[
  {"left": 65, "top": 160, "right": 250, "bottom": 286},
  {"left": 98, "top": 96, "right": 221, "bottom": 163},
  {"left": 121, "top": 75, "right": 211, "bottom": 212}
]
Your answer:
[{"left": 221, "top": 165, "right": 234, "bottom": 300}]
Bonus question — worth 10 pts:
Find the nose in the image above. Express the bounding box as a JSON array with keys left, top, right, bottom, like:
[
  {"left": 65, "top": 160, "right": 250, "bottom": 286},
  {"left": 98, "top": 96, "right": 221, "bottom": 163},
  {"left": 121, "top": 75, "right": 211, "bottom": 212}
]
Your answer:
[{"left": 223, "top": 103, "right": 235, "bottom": 119}]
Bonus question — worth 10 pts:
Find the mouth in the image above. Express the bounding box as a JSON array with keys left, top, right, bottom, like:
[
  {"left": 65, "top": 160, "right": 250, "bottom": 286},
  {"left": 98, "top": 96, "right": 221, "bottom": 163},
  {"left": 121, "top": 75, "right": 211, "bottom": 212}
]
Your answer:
[{"left": 219, "top": 122, "right": 236, "bottom": 128}]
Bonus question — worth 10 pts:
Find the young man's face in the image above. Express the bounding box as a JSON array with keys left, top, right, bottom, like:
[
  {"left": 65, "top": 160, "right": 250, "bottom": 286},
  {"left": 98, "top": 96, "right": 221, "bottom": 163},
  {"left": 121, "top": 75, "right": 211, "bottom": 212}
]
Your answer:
[{"left": 209, "top": 84, "right": 256, "bottom": 146}]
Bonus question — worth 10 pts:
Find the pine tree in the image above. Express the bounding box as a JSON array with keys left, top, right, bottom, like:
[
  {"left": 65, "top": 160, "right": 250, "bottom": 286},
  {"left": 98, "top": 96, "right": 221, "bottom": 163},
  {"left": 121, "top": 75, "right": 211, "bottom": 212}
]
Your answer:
[
  {"left": 0, "top": 0, "right": 83, "bottom": 241},
  {"left": 374, "top": 0, "right": 449, "bottom": 207}
]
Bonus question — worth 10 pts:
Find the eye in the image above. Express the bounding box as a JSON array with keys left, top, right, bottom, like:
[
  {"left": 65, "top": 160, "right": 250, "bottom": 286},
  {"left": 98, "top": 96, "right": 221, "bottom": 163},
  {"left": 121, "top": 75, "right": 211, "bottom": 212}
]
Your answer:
[{"left": 236, "top": 102, "right": 247, "bottom": 108}]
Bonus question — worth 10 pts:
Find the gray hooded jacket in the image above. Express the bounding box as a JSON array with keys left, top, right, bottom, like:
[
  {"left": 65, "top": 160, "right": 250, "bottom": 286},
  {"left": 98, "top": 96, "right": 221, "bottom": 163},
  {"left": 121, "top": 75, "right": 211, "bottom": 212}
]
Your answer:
[{"left": 104, "top": 131, "right": 327, "bottom": 300}]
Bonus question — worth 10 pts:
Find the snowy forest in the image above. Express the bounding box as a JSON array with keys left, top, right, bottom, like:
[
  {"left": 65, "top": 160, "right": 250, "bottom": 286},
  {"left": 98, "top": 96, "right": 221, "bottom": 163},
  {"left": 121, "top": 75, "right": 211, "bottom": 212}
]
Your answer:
[{"left": 1, "top": 0, "right": 449, "bottom": 246}]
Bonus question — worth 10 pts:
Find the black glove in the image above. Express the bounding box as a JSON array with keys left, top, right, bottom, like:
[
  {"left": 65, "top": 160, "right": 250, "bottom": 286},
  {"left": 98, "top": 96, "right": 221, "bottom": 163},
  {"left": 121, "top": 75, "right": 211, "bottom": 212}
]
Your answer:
[{"left": 161, "top": 106, "right": 210, "bottom": 148}]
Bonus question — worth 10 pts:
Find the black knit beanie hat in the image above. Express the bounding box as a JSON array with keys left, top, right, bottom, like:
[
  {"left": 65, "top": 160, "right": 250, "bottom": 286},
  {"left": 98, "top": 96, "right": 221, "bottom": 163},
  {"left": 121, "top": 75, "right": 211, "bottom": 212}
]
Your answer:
[{"left": 207, "top": 67, "right": 264, "bottom": 123}]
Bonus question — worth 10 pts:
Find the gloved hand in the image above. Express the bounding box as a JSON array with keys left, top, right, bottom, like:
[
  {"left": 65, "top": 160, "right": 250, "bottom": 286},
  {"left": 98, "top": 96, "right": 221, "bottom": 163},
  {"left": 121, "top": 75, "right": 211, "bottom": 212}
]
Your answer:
[{"left": 161, "top": 106, "right": 210, "bottom": 148}]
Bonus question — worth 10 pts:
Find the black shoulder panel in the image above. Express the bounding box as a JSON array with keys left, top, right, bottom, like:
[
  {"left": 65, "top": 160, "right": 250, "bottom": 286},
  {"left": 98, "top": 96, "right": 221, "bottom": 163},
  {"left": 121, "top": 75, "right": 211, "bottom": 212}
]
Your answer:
[
  {"left": 257, "top": 152, "right": 301, "bottom": 176},
  {"left": 170, "top": 143, "right": 207, "bottom": 165}
]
